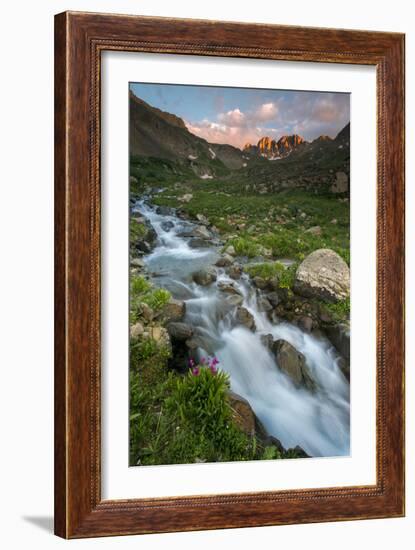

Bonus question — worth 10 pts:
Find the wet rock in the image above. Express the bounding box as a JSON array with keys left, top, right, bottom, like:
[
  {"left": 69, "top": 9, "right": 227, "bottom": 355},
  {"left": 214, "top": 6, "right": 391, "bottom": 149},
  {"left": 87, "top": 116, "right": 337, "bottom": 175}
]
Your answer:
[
  {"left": 156, "top": 205, "right": 175, "bottom": 216},
  {"left": 260, "top": 333, "right": 274, "bottom": 349},
  {"left": 193, "top": 267, "right": 217, "bottom": 286},
  {"left": 225, "top": 245, "right": 236, "bottom": 256},
  {"left": 161, "top": 220, "right": 175, "bottom": 231},
  {"left": 271, "top": 339, "right": 315, "bottom": 391},
  {"left": 227, "top": 264, "right": 242, "bottom": 280},
  {"left": 294, "top": 249, "right": 350, "bottom": 303},
  {"left": 234, "top": 307, "right": 256, "bottom": 331},
  {"left": 257, "top": 296, "right": 272, "bottom": 312},
  {"left": 188, "top": 238, "right": 212, "bottom": 248},
  {"left": 225, "top": 294, "right": 244, "bottom": 307},
  {"left": 217, "top": 281, "right": 242, "bottom": 295},
  {"left": 135, "top": 240, "right": 153, "bottom": 254},
  {"left": 337, "top": 356, "right": 350, "bottom": 381},
  {"left": 185, "top": 334, "right": 217, "bottom": 355},
  {"left": 130, "top": 322, "right": 144, "bottom": 339},
  {"left": 167, "top": 322, "right": 194, "bottom": 341},
  {"left": 325, "top": 322, "right": 350, "bottom": 360},
  {"left": 266, "top": 291, "right": 280, "bottom": 307},
  {"left": 162, "top": 299, "right": 186, "bottom": 322},
  {"left": 193, "top": 225, "right": 212, "bottom": 240},
  {"left": 180, "top": 226, "right": 212, "bottom": 240},
  {"left": 228, "top": 391, "right": 256, "bottom": 436},
  {"left": 215, "top": 253, "right": 234, "bottom": 267},
  {"left": 298, "top": 316, "right": 313, "bottom": 333}
]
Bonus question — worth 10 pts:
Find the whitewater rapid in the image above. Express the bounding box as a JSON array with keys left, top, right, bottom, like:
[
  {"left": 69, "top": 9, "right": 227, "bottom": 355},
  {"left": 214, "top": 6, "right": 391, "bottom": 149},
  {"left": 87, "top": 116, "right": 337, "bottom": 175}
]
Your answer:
[{"left": 133, "top": 200, "right": 350, "bottom": 458}]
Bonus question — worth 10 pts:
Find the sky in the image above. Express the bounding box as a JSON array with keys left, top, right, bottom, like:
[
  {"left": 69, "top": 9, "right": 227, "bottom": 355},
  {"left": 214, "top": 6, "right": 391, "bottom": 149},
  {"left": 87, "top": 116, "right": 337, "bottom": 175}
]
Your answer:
[{"left": 130, "top": 82, "right": 350, "bottom": 150}]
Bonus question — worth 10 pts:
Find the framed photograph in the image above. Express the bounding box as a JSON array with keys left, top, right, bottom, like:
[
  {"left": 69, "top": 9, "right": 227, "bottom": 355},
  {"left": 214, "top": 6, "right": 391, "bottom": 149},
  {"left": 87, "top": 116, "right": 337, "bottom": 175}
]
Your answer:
[{"left": 54, "top": 11, "right": 405, "bottom": 538}]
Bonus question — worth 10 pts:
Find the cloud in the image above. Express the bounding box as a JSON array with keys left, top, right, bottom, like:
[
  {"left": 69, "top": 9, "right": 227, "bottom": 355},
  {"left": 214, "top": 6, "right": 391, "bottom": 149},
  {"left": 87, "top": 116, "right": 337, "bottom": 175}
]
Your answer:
[
  {"left": 185, "top": 93, "right": 349, "bottom": 148},
  {"left": 218, "top": 108, "right": 246, "bottom": 127},
  {"left": 185, "top": 119, "right": 281, "bottom": 149},
  {"left": 255, "top": 102, "right": 278, "bottom": 122}
]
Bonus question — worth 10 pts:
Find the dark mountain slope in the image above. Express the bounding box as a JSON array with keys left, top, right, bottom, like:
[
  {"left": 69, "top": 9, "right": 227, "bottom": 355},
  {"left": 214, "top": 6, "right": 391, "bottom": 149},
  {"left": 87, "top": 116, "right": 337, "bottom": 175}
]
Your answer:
[
  {"left": 241, "top": 124, "right": 350, "bottom": 194},
  {"left": 129, "top": 92, "right": 244, "bottom": 176}
]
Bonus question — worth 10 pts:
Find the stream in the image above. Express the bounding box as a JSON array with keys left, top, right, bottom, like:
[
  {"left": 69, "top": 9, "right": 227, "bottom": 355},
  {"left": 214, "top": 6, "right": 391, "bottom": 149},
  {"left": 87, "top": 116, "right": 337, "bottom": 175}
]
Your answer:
[{"left": 133, "top": 199, "right": 350, "bottom": 458}]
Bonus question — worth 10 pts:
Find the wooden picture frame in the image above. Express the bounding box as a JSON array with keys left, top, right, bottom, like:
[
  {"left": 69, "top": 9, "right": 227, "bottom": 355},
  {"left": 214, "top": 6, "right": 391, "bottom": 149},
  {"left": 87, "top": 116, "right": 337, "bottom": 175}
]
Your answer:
[{"left": 54, "top": 11, "right": 405, "bottom": 538}]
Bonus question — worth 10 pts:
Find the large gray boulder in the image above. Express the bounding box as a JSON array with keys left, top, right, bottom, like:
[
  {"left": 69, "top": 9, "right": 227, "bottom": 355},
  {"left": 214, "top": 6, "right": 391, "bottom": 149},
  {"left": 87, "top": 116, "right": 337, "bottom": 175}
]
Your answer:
[
  {"left": 294, "top": 249, "right": 350, "bottom": 303},
  {"left": 272, "top": 339, "right": 315, "bottom": 391}
]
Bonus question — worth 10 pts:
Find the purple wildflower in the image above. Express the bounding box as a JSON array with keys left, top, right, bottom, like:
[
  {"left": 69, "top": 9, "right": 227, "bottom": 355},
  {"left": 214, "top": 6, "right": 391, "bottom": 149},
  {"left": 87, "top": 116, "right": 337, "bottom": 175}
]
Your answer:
[
  {"left": 209, "top": 365, "right": 218, "bottom": 375},
  {"left": 188, "top": 357, "right": 195, "bottom": 368},
  {"left": 192, "top": 367, "right": 200, "bottom": 376}
]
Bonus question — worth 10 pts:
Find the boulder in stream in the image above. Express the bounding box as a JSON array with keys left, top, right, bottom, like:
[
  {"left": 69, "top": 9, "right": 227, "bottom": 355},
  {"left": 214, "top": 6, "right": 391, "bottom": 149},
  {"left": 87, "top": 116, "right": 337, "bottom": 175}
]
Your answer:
[
  {"left": 271, "top": 339, "right": 316, "bottom": 391},
  {"left": 217, "top": 281, "right": 242, "bottom": 295},
  {"left": 193, "top": 267, "right": 217, "bottom": 286},
  {"left": 257, "top": 296, "right": 273, "bottom": 312},
  {"left": 215, "top": 253, "right": 234, "bottom": 267},
  {"left": 233, "top": 307, "right": 256, "bottom": 331},
  {"left": 325, "top": 322, "right": 350, "bottom": 360},
  {"left": 166, "top": 322, "right": 193, "bottom": 341},
  {"left": 161, "top": 299, "right": 186, "bottom": 322},
  {"left": 226, "top": 264, "right": 242, "bottom": 279}
]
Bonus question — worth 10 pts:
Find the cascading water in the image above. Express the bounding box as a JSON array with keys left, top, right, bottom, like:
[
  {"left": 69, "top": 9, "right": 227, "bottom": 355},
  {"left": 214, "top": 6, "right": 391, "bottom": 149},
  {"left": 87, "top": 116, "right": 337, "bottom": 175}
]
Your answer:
[{"left": 133, "top": 200, "right": 350, "bottom": 458}]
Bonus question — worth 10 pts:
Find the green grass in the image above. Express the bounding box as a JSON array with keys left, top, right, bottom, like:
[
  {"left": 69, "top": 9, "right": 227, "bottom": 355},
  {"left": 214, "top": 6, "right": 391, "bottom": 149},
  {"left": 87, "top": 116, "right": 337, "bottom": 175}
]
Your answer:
[
  {"left": 130, "top": 275, "right": 171, "bottom": 323},
  {"left": 244, "top": 261, "right": 298, "bottom": 289},
  {"left": 130, "top": 218, "right": 147, "bottom": 242},
  {"left": 152, "top": 186, "right": 349, "bottom": 264},
  {"left": 320, "top": 297, "right": 350, "bottom": 323}
]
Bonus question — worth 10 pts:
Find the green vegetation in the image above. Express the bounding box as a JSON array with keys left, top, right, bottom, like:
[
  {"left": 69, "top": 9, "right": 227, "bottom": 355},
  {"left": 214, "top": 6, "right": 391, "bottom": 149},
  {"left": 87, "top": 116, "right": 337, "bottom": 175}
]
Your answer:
[
  {"left": 150, "top": 185, "right": 349, "bottom": 264},
  {"left": 128, "top": 143, "right": 350, "bottom": 464},
  {"left": 130, "top": 217, "right": 147, "bottom": 241},
  {"left": 130, "top": 275, "right": 171, "bottom": 323},
  {"left": 244, "top": 261, "right": 298, "bottom": 289},
  {"left": 320, "top": 297, "right": 350, "bottom": 323},
  {"left": 129, "top": 355, "right": 303, "bottom": 466}
]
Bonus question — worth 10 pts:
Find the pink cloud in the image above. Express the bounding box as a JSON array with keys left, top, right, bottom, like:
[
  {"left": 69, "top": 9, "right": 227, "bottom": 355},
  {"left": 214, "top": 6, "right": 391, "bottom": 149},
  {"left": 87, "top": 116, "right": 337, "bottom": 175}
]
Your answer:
[
  {"left": 185, "top": 119, "right": 278, "bottom": 149},
  {"left": 255, "top": 102, "right": 278, "bottom": 122},
  {"left": 218, "top": 108, "right": 246, "bottom": 127}
]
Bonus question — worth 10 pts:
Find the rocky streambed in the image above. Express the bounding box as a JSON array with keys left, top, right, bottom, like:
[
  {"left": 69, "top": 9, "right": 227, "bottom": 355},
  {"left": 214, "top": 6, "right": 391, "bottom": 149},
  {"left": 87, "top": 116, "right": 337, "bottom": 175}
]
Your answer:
[{"left": 130, "top": 197, "right": 350, "bottom": 458}]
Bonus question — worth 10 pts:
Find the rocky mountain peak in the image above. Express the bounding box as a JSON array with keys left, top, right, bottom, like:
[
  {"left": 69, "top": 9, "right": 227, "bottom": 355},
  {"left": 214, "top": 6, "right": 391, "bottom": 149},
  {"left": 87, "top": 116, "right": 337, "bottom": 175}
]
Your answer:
[{"left": 245, "top": 134, "right": 306, "bottom": 159}]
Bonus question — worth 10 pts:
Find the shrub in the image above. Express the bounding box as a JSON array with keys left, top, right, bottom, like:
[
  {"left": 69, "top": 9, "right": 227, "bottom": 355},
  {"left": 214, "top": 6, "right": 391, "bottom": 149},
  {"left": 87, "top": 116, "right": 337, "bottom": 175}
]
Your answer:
[
  {"left": 227, "top": 237, "right": 261, "bottom": 258},
  {"left": 244, "top": 261, "right": 298, "bottom": 290},
  {"left": 320, "top": 297, "right": 350, "bottom": 322},
  {"left": 141, "top": 288, "right": 171, "bottom": 311}
]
